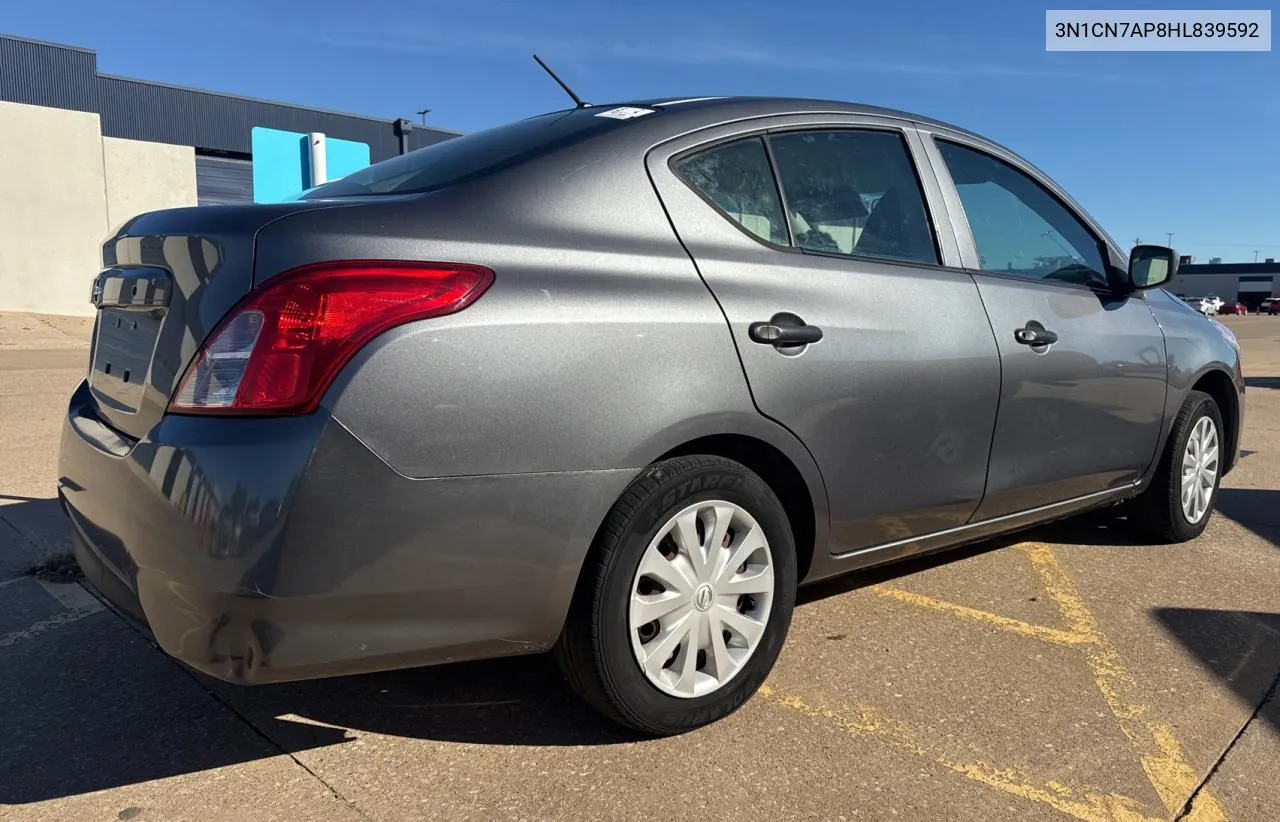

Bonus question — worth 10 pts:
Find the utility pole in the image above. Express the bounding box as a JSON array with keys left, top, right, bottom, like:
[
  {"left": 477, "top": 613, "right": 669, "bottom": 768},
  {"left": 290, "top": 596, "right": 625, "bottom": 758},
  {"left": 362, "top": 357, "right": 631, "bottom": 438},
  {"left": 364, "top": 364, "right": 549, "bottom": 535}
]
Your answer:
[
  {"left": 1166, "top": 232, "right": 1174, "bottom": 247},
  {"left": 1254, "top": 250, "right": 1260, "bottom": 263},
  {"left": 417, "top": 108, "right": 431, "bottom": 126},
  {"left": 1133, "top": 237, "right": 1143, "bottom": 246}
]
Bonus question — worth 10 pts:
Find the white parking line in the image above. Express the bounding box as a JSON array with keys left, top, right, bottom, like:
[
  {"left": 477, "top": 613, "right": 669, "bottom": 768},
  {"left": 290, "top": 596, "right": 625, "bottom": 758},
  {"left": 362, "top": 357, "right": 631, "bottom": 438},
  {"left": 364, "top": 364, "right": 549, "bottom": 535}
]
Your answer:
[
  {"left": 0, "top": 578, "right": 103, "bottom": 648},
  {"left": 36, "top": 577, "right": 103, "bottom": 612}
]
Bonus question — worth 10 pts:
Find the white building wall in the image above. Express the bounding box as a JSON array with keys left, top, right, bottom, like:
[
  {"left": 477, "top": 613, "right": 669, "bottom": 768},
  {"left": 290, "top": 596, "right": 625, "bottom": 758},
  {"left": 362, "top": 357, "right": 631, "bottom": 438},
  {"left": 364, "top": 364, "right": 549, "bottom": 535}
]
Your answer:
[
  {"left": 103, "top": 136, "right": 197, "bottom": 233},
  {"left": 0, "top": 101, "right": 109, "bottom": 316},
  {"left": 0, "top": 101, "right": 198, "bottom": 316},
  {"left": 1167, "top": 273, "right": 1247, "bottom": 300},
  {"left": 1167, "top": 272, "right": 1280, "bottom": 309}
]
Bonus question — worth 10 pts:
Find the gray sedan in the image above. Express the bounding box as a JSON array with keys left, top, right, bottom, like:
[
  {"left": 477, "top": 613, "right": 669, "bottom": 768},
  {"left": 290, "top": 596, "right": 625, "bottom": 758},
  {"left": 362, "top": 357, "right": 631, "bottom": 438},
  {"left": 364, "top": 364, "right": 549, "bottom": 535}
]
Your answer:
[{"left": 59, "top": 96, "right": 1244, "bottom": 735}]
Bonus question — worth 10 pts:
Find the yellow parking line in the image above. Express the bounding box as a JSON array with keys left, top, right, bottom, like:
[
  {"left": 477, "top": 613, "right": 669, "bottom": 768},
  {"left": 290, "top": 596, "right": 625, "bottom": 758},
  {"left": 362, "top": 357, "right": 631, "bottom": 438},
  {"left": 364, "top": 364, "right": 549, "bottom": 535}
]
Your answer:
[
  {"left": 873, "top": 585, "right": 1091, "bottom": 646},
  {"left": 813, "top": 541, "right": 1229, "bottom": 819},
  {"left": 757, "top": 685, "right": 1161, "bottom": 822},
  {"left": 1020, "top": 543, "right": 1226, "bottom": 822}
]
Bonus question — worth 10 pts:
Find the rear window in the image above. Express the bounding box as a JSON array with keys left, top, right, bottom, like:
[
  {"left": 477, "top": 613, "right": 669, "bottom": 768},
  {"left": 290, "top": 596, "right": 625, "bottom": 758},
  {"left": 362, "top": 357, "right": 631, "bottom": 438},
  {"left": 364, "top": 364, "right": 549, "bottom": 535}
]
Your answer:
[{"left": 301, "top": 108, "right": 634, "bottom": 199}]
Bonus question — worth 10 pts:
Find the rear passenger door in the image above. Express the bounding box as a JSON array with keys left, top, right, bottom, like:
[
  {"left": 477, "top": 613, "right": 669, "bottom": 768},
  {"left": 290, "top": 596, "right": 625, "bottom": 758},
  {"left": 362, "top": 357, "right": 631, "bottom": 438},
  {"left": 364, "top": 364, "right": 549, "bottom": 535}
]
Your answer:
[
  {"left": 922, "top": 131, "right": 1167, "bottom": 519},
  {"left": 647, "top": 117, "right": 1002, "bottom": 556}
]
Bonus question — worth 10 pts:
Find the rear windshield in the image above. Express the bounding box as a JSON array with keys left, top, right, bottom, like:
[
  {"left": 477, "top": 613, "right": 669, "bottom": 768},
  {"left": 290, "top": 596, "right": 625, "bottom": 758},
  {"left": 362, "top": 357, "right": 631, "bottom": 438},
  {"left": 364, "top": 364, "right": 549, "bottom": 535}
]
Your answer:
[{"left": 301, "top": 108, "right": 635, "bottom": 199}]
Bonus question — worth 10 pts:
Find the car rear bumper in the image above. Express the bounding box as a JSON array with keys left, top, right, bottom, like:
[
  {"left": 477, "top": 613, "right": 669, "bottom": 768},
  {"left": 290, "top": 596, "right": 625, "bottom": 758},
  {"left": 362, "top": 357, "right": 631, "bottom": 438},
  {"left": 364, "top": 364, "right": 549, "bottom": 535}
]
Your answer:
[{"left": 58, "top": 379, "right": 633, "bottom": 684}]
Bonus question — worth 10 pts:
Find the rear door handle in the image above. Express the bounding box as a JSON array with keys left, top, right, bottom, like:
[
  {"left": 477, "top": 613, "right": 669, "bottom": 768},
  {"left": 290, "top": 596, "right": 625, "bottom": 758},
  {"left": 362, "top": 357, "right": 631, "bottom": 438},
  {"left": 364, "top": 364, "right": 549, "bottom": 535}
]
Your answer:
[
  {"left": 1014, "top": 324, "right": 1058, "bottom": 347},
  {"left": 749, "top": 312, "right": 823, "bottom": 347}
]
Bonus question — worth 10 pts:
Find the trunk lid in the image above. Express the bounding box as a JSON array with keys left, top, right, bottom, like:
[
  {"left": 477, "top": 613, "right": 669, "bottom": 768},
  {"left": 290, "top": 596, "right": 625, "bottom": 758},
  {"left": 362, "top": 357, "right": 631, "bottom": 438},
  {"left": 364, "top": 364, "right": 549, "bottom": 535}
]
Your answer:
[{"left": 86, "top": 201, "right": 357, "bottom": 440}]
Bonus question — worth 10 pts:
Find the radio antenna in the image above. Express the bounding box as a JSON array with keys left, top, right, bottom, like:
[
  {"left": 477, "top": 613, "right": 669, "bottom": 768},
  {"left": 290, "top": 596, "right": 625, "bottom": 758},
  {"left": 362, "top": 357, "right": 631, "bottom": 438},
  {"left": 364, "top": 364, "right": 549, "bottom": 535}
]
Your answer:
[{"left": 532, "top": 54, "right": 590, "bottom": 108}]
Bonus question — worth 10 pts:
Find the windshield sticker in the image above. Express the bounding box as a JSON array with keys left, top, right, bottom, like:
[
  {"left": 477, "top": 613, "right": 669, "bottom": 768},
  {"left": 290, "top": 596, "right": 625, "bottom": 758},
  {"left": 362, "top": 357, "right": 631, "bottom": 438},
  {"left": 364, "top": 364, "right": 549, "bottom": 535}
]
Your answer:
[{"left": 594, "top": 106, "right": 655, "bottom": 120}]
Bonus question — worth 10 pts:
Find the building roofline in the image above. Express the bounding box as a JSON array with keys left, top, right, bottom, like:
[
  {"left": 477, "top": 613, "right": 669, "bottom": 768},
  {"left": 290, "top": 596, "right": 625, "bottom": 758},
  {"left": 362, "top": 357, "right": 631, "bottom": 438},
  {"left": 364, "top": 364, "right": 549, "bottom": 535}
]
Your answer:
[
  {"left": 0, "top": 32, "right": 94, "bottom": 54},
  {"left": 1178, "top": 264, "right": 1280, "bottom": 273},
  {"left": 98, "top": 72, "right": 464, "bottom": 135},
  {"left": 1, "top": 32, "right": 463, "bottom": 136}
]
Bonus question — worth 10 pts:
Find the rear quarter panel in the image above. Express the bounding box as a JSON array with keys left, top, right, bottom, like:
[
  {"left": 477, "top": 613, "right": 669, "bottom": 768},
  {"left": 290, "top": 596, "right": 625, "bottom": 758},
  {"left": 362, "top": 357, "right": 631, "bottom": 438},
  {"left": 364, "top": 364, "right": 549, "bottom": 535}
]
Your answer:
[{"left": 258, "top": 144, "right": 828, "bottom": 499}]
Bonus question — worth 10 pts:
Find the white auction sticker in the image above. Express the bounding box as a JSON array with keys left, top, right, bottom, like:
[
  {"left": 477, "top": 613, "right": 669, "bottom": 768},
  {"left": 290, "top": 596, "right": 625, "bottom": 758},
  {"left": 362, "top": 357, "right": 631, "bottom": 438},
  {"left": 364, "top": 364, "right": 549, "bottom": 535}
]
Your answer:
[
  {"left": 594, "top": 107, "right": 655, "bottom": 120},
  {"left": 1046, "top": 9, "right": 1271, "bottom": 51}
]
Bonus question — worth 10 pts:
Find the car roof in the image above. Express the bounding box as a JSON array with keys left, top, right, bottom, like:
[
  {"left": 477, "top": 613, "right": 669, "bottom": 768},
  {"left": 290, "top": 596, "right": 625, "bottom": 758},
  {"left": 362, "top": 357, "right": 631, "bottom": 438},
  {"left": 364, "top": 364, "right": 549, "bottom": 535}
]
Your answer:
[
  {"left": 540, "top": 95, "right": 1055, "bottom": 200},
  {"left": 547, "top": 95, "right": 998, "bottom": 146},
  {"left": 503, "top": 96, "right": 1122, "bottom": 260}
]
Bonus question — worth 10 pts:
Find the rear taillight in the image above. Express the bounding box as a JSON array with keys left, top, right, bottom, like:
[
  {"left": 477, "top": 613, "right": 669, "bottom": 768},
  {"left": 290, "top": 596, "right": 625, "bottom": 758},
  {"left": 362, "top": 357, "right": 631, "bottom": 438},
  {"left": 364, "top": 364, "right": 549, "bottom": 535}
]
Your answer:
[{"left": 170, "top": 261, "right": 493, "bottom": 415}]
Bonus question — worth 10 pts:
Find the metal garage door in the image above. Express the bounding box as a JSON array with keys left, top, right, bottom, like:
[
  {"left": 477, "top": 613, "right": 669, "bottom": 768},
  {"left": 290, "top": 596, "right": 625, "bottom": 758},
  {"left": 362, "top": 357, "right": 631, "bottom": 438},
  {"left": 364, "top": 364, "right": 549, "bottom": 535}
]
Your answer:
[{"left": 195, "top": 154, "right": 254, "bottom": 205}]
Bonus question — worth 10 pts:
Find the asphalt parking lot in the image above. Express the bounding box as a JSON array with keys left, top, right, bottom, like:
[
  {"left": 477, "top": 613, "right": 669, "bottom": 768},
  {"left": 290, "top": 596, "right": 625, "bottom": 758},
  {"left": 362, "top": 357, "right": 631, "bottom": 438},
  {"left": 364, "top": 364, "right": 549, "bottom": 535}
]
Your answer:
[{"left": 2, "top": 311, "right": 1278, "bottom": 822}]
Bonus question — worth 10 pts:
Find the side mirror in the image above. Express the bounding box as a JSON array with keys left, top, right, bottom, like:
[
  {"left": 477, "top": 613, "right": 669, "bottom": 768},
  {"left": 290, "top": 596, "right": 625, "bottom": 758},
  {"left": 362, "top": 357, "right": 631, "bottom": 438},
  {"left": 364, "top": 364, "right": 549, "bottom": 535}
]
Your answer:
[{"left": 1127, "top": 244, "right": 1178, "bottom": 290}]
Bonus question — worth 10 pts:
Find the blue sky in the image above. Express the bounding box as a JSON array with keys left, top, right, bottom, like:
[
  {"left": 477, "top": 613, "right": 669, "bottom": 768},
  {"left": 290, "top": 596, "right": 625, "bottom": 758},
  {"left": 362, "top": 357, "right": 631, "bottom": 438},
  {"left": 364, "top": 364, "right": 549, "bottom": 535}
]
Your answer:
[{"left": 6, "top": 0, "right": 1277, "bottom": 262}]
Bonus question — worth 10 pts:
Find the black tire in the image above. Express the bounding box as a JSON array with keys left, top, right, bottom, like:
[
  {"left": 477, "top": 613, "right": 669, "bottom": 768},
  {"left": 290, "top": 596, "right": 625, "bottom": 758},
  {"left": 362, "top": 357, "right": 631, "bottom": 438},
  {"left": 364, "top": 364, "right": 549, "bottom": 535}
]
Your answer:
[
  {"left": 553, "top": 455, "right": 797, "bottom": 736},
  {"left": 1129, "top": 390, "right": 1224, "bottom": 543}
]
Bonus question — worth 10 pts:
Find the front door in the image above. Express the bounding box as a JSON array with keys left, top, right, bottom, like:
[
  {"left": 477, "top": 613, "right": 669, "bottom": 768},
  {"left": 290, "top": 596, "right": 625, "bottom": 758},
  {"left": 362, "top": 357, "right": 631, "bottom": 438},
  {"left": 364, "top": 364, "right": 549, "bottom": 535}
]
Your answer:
[
  {"left": 928, "top": 136, "right": 1167, "bottom": 519},
  {"left": 648, "top": 118, "right": 1001, "bottom": 554}
]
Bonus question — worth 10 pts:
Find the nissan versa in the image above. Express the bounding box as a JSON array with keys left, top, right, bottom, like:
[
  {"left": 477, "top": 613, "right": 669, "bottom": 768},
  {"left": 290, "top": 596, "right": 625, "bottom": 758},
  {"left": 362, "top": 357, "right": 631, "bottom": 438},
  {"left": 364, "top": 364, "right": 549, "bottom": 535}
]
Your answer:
[{"left": 59, "top": 97, "right": 1244, "bottom": 735}]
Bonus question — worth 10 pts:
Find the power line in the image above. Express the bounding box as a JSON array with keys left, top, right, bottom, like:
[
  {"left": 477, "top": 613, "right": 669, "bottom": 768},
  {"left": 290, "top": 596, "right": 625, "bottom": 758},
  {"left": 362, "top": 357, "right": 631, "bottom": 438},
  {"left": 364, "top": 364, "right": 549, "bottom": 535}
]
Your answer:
[{"left": 1165, "top": 241, "right": 1280, "bottom": 249}]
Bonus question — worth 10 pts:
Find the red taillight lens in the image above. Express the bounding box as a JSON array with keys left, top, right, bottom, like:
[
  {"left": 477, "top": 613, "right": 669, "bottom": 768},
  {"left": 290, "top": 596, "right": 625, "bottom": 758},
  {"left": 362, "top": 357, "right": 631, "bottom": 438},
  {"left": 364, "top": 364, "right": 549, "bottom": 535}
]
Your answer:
[{"left": 170, "top": 261, "right": 494, "bottom": 415}]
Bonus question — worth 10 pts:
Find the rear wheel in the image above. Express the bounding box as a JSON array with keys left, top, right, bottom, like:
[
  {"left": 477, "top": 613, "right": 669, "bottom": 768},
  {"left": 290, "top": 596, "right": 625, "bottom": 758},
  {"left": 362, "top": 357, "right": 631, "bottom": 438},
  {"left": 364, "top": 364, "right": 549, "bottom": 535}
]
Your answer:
[
  {"left": 554, "top": 455, "right": 797, "bottom": 735},
  {"left": 1129, "top": 390, "right": 1224, "bottom": 543}
]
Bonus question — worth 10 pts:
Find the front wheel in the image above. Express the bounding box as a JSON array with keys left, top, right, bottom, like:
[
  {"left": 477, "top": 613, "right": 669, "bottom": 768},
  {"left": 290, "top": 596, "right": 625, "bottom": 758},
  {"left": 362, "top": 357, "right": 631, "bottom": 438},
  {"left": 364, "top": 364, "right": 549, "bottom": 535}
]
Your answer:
[
  {"left": 554, "top": 455, "right": 797, "bottom": 735},
  {"left": 1129, "top": 390, "right": 1224, "bottom": 543}
]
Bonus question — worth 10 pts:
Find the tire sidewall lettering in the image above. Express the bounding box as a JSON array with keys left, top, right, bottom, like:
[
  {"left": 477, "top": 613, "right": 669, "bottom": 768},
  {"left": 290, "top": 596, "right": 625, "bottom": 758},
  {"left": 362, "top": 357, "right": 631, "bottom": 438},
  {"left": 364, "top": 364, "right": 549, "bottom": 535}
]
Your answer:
[
  {"left": 598, "top": 459, "right": 796, "bottom": 733},
  {"left": 649, "top": 474, "right": 747, "bottom": 532}
]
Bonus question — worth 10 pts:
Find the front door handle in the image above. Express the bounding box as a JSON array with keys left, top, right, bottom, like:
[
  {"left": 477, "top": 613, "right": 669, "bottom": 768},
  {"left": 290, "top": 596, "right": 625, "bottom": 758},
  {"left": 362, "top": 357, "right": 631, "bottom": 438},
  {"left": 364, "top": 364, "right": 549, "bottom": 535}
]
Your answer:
[
  {"left": 749, "top": 312, "right": 823, "bottom": 347},
  {"left": 1014, "top": 323, "right": 1058, "bottom": 347}
]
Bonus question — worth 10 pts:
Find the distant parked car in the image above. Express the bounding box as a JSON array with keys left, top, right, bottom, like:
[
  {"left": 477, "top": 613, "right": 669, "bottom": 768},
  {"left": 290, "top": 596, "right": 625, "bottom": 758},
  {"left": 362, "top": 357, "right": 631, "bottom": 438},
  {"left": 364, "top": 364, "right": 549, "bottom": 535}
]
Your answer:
[
  {"left": 1218, "top": 301, "right": 1249, "bottom": 316},
  {"left": 1183, "top": 297, "right": 1216, "bottom": 315},
  {"left": 1204, "top": 294, "right": 1224, "bottom": 312},
  {"left": 1259, "top": 297, "right": 1280, "bottom": 315}
]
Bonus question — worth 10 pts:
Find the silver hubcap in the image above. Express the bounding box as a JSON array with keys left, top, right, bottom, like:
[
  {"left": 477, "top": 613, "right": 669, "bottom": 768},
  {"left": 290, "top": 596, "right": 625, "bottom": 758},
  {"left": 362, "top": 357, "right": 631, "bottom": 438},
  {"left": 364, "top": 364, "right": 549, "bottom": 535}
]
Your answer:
[
  {"left": 1180, "top": 415, "right": 1219, "bottom": 524},
  {"left": 628, "top": 500, "right": 774, "bottom": 699}
]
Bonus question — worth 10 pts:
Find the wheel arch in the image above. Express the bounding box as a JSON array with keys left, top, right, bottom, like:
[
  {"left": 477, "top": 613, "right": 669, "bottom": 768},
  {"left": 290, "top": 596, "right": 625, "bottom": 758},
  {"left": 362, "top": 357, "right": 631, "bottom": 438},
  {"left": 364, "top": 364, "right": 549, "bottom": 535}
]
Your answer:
[
  {"left": 581, "top": 415, "right": 830, "bottom": 593},
  {"left": 654, "top": 433, "right": 822, "bottom": 581},
  {"left": 1190, "top": 367, "right": 1241, "bottom": 475}
]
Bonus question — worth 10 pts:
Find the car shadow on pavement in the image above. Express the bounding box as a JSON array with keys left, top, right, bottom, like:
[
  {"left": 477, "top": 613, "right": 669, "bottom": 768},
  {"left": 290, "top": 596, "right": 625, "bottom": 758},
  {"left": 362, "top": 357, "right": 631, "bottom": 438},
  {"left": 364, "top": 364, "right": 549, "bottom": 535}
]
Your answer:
[
  {"left": 796, "top": 507, "right": 1155, "bottom": 607},
  {"left": 10, "top": 514, "right": 1137, "bottom": 804},
  {"left": 90, "top": 515, "right": 1166, "bottom": 768},
  {"left": 0, "top": 492, "right": 616, "bottom": 806},
  {"left": 0, "top": 495, "right": 75, "bottom": 576},
  {"left": 6, "top": 492, "right": 1278, "bottom": 804},
  {"left": 1153, "top": 607, "right": 1280, "bottom": 733},
  {"left": 796, "top": 537, "right": 1009, "bottom": 605},
  {"left": 1214, "top": 488, "right": 1280, "bottom": 545},
  {"left": 208, "top": 653, "right": 636, "bottom": 751},
  {"left": 796, "top": 492, "right": 1280, "bottom": 611},
  {"left": 1, "top": 604, "right": 632, "bottom": 804},
  {"left": 0, "top": 600, "right": 353, "bottom": 805},
  {"left": 1021, "top": 508, "right": 1147, "bottom": 547}
]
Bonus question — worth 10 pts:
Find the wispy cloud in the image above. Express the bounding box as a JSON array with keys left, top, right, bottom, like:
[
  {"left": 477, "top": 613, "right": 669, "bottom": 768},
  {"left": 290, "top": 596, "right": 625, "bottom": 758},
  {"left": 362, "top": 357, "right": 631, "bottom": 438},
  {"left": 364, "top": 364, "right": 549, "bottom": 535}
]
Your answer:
[{"left": 302, "top": 22, "right": 1142, "bottom": 84}]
